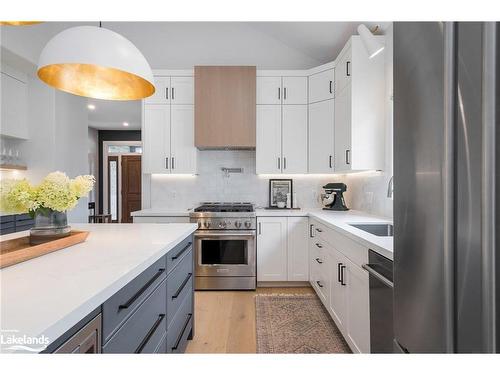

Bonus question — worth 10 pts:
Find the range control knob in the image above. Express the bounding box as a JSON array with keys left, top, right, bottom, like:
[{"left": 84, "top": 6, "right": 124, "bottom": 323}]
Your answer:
[
  {"left": 234, "top": 221, "right": 242, "bottom": 229},
  {"left": 244, "top": 221, "right": 252, "bottom": 229},
  {"left": 204, "top": 221, "right": 211, "bottom": 229}
]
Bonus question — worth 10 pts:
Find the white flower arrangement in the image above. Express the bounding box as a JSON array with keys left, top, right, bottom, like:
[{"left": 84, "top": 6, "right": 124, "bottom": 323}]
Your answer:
[{"left": 0, "top": 171, "right": 95, "bottom": 215}]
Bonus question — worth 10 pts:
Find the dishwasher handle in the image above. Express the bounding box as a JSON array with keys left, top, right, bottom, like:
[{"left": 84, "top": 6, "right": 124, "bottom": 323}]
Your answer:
[{"left": 362, "top": 263, "right": 394, "bottom": 288}]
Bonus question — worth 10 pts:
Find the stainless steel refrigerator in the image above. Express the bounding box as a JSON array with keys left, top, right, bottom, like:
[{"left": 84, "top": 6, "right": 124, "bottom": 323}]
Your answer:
[{"left": 393, "top": 22, "right": 499, "bottom": 353}]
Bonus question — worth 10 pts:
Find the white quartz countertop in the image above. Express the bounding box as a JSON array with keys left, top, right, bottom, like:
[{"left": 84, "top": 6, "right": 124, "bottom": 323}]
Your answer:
[
  {"left": 0, "top": 223, "right": 197, "bottom": 353},
  {"left": 131, "top": 208, "right": 193, "bottom": 217}
]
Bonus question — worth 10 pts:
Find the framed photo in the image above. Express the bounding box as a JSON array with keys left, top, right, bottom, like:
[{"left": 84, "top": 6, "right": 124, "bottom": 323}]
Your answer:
[{"left": 269, "top": 179, "right": 293, "bottom": 208}]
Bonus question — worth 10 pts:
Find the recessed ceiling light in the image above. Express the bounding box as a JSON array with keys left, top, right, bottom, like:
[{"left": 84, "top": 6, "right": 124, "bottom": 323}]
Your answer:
[
  {"left": 123, "top": 122, "right": 129, "bottom": 127},
  {"left": 87, "top": 104, "right": 96, "bottom": 110}
]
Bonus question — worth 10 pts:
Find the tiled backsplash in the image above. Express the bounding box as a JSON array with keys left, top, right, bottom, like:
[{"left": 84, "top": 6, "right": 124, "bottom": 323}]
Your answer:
[{"left": 149, "top": 150, "right": 393, "bottom": 218}]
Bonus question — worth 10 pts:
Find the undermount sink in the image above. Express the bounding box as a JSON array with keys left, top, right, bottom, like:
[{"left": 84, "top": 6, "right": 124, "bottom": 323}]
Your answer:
[{"left": 349, "top": 223, "right": 394, "bottom": 237}]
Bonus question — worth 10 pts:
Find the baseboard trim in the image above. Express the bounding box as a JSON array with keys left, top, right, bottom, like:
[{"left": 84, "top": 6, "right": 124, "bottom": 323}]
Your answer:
[{"left": 257, "top": 281, "right": 311, "bottom": 288}]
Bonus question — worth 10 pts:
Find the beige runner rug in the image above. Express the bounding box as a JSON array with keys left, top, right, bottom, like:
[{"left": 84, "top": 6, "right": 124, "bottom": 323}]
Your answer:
[{"left": 255, "top": 294, "right": 350, "bottom": 354}]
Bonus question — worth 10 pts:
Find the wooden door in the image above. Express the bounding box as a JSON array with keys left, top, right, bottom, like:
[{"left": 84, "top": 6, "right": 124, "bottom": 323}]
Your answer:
[
  {"left": 121, "top": 155, "right": 142, "bottom": 223},
  {"left": 281, "top": 105, "right": 308, "bottom": 173},
  {"left": 256, "top": 105, "right": 282, "bottom": 174},
  {"left": 308, "top": 99, "right": 335, "bottom": 173},
  {"left": 281, "top": 76, "right": 308, "bottom": 104},
  {"left": 256, "top": 217, "right": 288, "bottom": 282}
]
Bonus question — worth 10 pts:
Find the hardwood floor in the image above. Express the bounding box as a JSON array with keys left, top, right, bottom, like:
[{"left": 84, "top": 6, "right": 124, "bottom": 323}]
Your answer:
[{"left": 185, "top": 287, "right": 314, "bottom": 353}]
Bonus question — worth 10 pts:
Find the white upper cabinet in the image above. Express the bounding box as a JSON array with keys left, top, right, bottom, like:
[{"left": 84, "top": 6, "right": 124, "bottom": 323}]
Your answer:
[
  {"left": 282, "top": 76, "right": 308, "bottom": 104},
  {"left": 282, "top": 105, "right": 308, "bottom": 173},
  {"left": 143, "top": 104, "right": 170, "bottom": 173},
  {"left": 143, "top": 75, "right": 197, "bottom": 174},
  {"left": 308, "top": 100, "right": 335, "bottom": 173},
  {"left": 1, "top": 71, "right": 28, "bottom": 140},
  {"left": 170, "top": 76, "right": 194, "bottom": 104},
  {"left": 257, "top": 217, "right": 288, "bottom": 282},
  {"left": 256, "top": 76, "right": 307, "bottom": 105},
  {"left": 256, "top": 76, "right": 281, "bottom": 104},
  {"left": 256, "top": 105, "right": 282, "bottom": 174},
  {"left": 333, "top": 36, "right": 385, "bottom": 172},
  {"left": 146, "top": 76, "right": 170, "bottom": 104},
  {"left": 308, "top": 69, "right": 335, "bottom": 104},
  {"left": 170, "top": 105, "right": 196, "bottom": 173}
]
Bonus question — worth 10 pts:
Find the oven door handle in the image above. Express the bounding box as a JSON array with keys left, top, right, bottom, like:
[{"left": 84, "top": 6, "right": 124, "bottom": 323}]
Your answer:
[{"left": 194, "top": 230, "right": 256, "bottom": 238}]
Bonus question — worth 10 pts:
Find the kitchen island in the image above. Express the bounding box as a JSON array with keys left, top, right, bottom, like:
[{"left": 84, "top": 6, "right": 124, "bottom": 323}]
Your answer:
[{"left": 0, "top": 223, "right": 197, "bottom": 353}]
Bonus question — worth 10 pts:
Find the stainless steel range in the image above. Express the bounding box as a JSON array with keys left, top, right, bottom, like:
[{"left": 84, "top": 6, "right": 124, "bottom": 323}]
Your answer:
[{"left": 189, "top": 202, "right": 256, "bottom": 290}]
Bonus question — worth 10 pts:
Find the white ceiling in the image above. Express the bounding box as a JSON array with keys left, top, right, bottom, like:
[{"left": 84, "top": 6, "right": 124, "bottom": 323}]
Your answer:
[{"left": 0, "top": 21, "right": 389, "bottom": 130}]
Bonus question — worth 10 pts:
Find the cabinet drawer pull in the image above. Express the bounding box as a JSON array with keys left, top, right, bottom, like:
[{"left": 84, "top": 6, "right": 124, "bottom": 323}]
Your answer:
[
  {"left": 283, "top": 157, "right": 287, "bottom": 170},
  {"left": 278, "top": 87, "right": 281, "bottom": 100},
  {"left": 316, "top": 281, "right": 324, "bottom": 288},
  {"left": 315, "top": 243, "right": 323, "bottom": 248},
  {"left": 165, "top": 87, "right": 168, "bottom": 100},
  {"left": 315, "top": 228, "right": 323, "bottom": 233},
  {"left": 119, "top": 269, "right": 165, "bottom": 310},
  {"left": 171, "top": 157, "right": 175, "bottom": 170},
  {"left": 165, "top": 157, "right": 169, "bottom": 169},
  {"left": 337, "top": 263, "right": 342, "bottom": 283},
  {"left": 340, "top": 265, "right": 346, "bottom": 286},
  {"left": 309, "top": 224, "right": 315, "bottom": 238},
  {"left": 284, "top": 87, "right": 287, "bottom": 100},
  {"left": 171, "top": 313, "right": 192, "bottom": 351},
  {"left": 329, "top": 155, "right": 333, "bottom": 169},
  {"left": 171, "top": 87, "right": 175, "bottom": 100},
  {"left": 277, "top": 157, "right": 280, "bottom": 170},
  {"left": 329, "top": 80, "right": 333, "bottom": 94},
  {"left": 171, "top": 242, "right": 192, "bottom": 260},
  {"left": 172, "top": 273, "right": 192, "bottom": 299},
  {"left": 345, "top": 150, "right": 351, "bottom": 165},
  {"left": 135, "top": 313, "right": 165, "bottom": 353},
  {"left": 315, "top": 258, "right": 323, "bottom": 264},
  {"left": 346, "top": 61, "right": 351, "bottom": 77}
]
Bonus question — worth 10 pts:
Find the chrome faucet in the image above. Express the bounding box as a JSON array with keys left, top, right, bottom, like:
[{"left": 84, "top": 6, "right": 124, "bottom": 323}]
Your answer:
[{"left": 387, "top": 176, "right": 394, "bottom": 198}]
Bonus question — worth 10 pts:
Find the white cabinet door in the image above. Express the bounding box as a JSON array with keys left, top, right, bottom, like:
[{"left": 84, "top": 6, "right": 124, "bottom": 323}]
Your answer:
[
  {"left": 282, "top": 77, "right": 308, "bottom": 105},
  {"left": 335, "top": 46, "right": 352, "bottom": 95},
  {"left": 257, "top": 217, "right": 288, "bottom": 281},
  {"left": 345, "top": 258, "right": 370, "bottom": 353},
  {"left": 143, "top": 104, "right": 170, "bottom": 173},
  {"left": 282, "top": 105, "right": 308, "bottom": 174},
  {"left": 170, "top": 76, "right": 194, "bottom": 104},
  {"left": 308, "top": 100, "right": 334, "bottom": 173},
  {"left": 146, "top": 76, "right": 170, "bottom": 104},
  {"left": 170, "top": 105, "right": 197, "bottom": 174},
  {"left": 256, "top": 76, "right": 282, "bottom": 105},
  {"left": 329, "top": 247, "right": 348, "bottom": 333},
  {"left": 287, "top": 217, "right": 309, "bottom": 281},
  {"left": 308, "top": 69, "right": 334, "bottom": 103},
  {"left": 0, "top": 72, "right": 28, "bottom": 139},
  {"left": 256, "top": 105, "right": 282, "bottom": 174},
  {"left": 334, "top": 84, "right": 352, "bottom": 172}
]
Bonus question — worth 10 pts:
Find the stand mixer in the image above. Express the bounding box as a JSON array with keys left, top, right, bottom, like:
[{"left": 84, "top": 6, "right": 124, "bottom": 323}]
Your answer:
[{"left": 321, "top": 183, "right": 349, "bottom": 211}]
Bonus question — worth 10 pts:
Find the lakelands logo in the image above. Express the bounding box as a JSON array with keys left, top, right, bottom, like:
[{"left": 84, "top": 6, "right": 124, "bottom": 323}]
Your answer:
[{"left": 0, "top": 329, "right": 50, "bottom": 353}]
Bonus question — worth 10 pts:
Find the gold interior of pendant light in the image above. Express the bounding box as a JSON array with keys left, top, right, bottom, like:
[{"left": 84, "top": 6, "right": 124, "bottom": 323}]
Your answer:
[
  {"left": 0, "top": 21, "right": 42, "bottom": 26},
  {"left": 37, "top": 63, "right": 155, "bottom": 101}
]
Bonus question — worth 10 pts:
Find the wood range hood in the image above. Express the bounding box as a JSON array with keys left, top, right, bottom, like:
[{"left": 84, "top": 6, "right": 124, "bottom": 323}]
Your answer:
[{"left": 194, "top": 66, "right": 256, "bottom": 150}]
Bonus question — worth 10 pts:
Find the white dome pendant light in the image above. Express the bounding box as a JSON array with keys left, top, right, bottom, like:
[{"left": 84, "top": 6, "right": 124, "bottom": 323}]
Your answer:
[
  {"left": 357, "top": 24, "right": 385, "bottom": 59},
  {"left": 37, "top": 24, "right": 155, "bottom": 100}
]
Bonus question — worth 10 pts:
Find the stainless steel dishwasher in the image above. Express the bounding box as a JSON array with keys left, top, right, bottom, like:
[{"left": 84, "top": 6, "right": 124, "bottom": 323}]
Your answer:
[{"left": 362, "top": 250, "right": 394, "bottom": 353}]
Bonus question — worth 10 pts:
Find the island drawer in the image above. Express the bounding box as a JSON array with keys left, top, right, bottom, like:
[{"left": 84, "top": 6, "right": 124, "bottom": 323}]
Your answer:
[
  {"left": 166, "top": 248, "right": 193, "bottom": 328},
  {"left": 166, "top": 292, "right": 193, "bottom": 353},
  {"left": 166, "top": 235, "right": 193, "bottom": 274},
  {"left": 155, "top": 332, "right": 167, "bottom": 353},
  {"left": 102, "top": 255, "right": 167, "bottom": 342},
  {"left": 103, "top": 278, "right": 167, "bottom": 353}
]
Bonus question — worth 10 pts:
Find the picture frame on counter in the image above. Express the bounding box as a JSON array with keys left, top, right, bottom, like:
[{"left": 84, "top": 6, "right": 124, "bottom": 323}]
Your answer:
[{"left": 268, "top": 179, "right": 293, "bottom": 208}]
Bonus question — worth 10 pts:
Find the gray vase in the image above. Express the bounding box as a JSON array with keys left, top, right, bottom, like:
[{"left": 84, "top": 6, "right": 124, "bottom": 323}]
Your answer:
[{"left": 30, "top": 209, "right": 71, "bottom": 245}]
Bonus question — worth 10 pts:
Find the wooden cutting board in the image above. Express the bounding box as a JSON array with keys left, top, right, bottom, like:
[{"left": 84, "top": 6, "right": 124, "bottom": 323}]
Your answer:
[{"left": 0, "top": 230, "right": 89, "bottom": 269}]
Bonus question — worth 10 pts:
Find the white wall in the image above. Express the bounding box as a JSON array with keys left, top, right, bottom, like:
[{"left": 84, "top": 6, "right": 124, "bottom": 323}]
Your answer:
[{"left": 8, "top": 65, "right": 90, "bottom": 222}]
